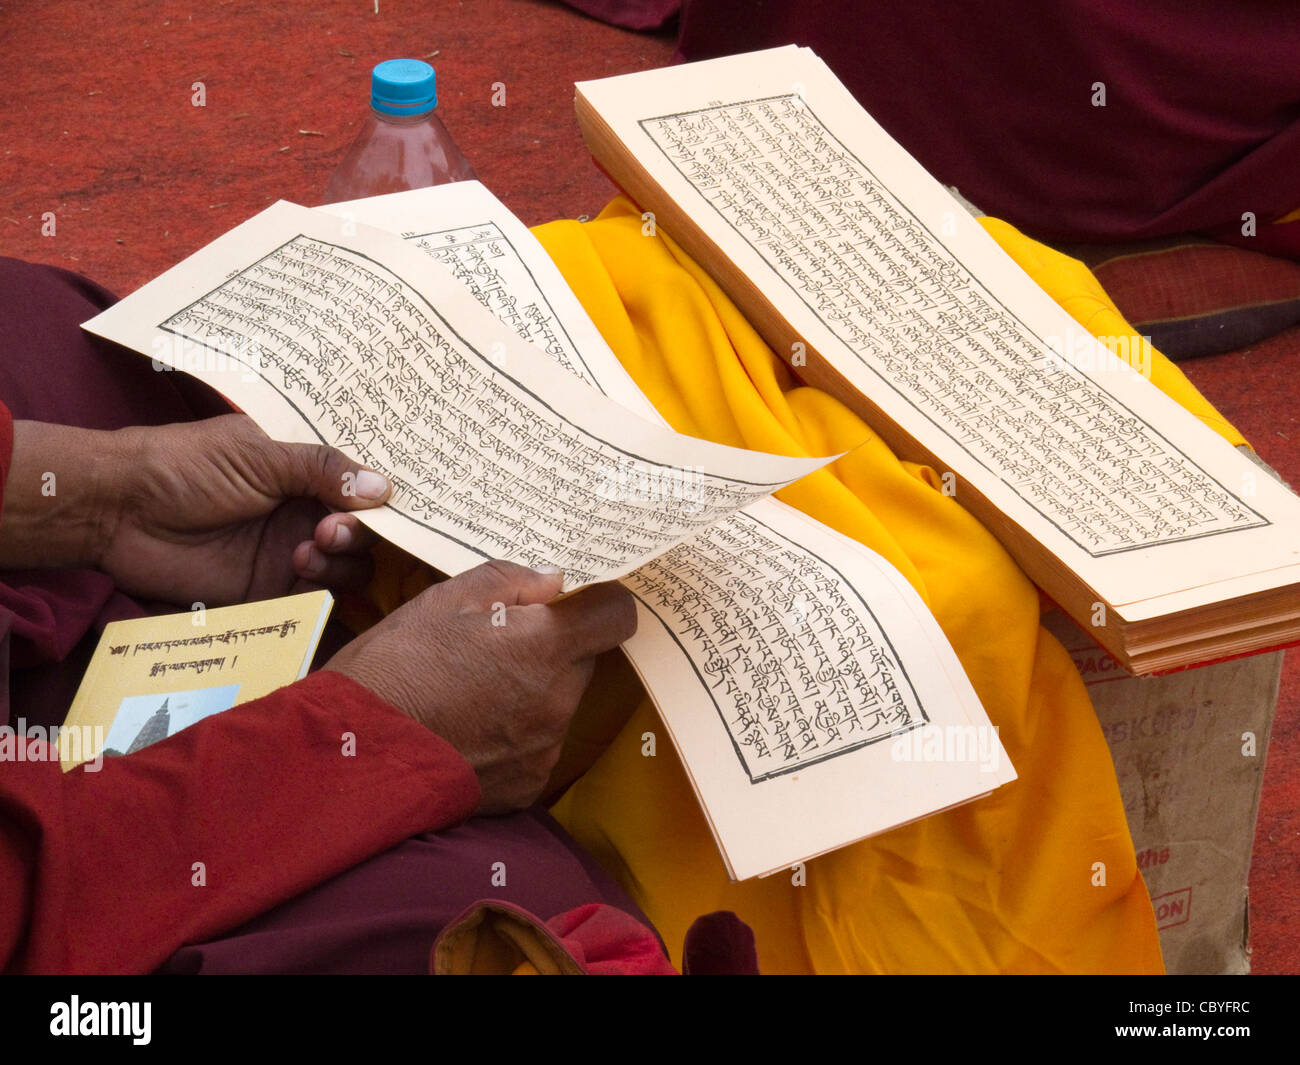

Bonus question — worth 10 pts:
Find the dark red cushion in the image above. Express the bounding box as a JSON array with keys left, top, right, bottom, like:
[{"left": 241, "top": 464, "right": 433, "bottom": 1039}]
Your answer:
[{"left": 1054, "top": 237, "right": 1300, "bottom": 359}]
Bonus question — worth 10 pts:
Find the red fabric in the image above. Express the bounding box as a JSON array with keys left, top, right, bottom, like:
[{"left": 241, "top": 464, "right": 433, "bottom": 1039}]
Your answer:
[
  {"left": 434, "top": 903, "right": 762, "bottom": 975},
  {"left": 0, "top": 667, "right": 483, "bottom": 973},
  {"left": 159, "top": 809, "right": 673, "bottom": 974},
  {"left": 558, "top": 0, "right": 680, "bottom": 31},
  {"left": 0, "top": 404, "right": 11, "bottom": 521},
  {"left": 544, "top": 903, "right": 679, "bottom": 974},
  {"left": 0, "top": 401, "right": 486, "bottom": 972},
  {"left": 0, "top": 569, "right": 122, "bottom": 672},
  {"left": 1052, "top": 236, "right": 1300, "bottom": 359},
  {"left": 681, "top": 910, "right": 759, "bottom": 975},
  {"left": 431, "top": 899, "right": 680, "bottom": 974},
  {"left": 1063, "top": 238, "right": 1300, "bottom": 315},
  {"left": 1206, "top": 216, "right": 1300, "bottom": 261}
]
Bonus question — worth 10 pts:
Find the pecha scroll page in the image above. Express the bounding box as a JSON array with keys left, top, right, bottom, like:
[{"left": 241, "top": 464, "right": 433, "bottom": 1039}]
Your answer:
[
  {"left": 84, "top": 201, "right": 827, "bottom": 591},
  {"left": 85, "top": 188, "right": 1013, "bottom": 881},
  {"left": 575, "top": 46, "right": 1300, "bottom": 674}
]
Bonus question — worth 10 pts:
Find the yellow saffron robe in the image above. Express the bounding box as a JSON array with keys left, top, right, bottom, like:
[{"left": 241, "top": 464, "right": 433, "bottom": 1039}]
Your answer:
[
  {"left": 528, "top": 199, "right": 1247, "bottom": 975},
  {"left": 358, "top": 198, "right": 1246, "bottom": 974}
]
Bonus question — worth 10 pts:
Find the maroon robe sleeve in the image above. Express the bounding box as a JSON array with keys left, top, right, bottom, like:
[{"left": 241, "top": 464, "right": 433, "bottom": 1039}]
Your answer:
[{"left": 0, "top": 400, "right": 483, "bottom": 973}]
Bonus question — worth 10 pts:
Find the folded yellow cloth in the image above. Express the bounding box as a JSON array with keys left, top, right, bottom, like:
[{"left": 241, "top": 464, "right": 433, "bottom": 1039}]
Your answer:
[
  {"left": 534, "top": 199, "right": 1192, "bottom": 974},
  {"left": 979, "top": 216, "right": 1244, "bottom": 449},
  {"left": 356, "top": 199, "right": 1239, "bottom": 973}
]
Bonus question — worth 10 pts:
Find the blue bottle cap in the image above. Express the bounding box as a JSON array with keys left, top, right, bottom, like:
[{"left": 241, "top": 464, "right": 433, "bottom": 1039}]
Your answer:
[{"left": 371, "top": 59, "right": 437, "bottom": 116}]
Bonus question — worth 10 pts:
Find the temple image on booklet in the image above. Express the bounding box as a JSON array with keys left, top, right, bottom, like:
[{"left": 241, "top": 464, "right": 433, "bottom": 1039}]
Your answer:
[{"left": 101, "top": 684, "right": 242, "bottom": 757}]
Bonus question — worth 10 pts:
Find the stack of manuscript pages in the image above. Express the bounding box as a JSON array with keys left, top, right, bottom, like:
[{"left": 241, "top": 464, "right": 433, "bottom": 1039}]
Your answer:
[{"left": 575, "top": 46, "right": 1300, "bottom": 676}]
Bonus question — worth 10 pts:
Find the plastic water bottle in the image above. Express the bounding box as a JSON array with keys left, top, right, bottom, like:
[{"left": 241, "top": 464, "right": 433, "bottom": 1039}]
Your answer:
[{"left": 323, "top": 58, "right": 476, "bottom": 203}]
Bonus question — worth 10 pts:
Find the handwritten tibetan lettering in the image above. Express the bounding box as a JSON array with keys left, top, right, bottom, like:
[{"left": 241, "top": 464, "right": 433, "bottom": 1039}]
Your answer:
[
  {"left": 625, "top": 511, "right": 924, "bottom": 781},
  {"left": 639, "top": 96, "right": 1264, "bottom": 556},
  {"left": 148, "top": 219, "right": 825, "bottom": 588}
]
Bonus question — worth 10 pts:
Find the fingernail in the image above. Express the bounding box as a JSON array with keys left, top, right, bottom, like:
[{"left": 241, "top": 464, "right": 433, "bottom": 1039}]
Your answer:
[
  {"left": 355, "top": 470, "right": 389, "bottom": 500},
  {"left": 533, "top": 564, "right": 563, "bottom": 576},
  {"left": 330, "top": 523, "right": 353, "bottom": 550},
  {"left": 302, "top": 545, "right": 327, "bottom": 578}
]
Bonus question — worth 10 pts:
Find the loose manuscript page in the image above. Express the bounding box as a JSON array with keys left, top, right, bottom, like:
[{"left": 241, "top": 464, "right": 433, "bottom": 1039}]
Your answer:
[
  {"left": 577, "top": 47, "right": 1300, "bottom": 620},
  {"left": 84, "top": 201, "right": 827, "bottom": 592},
  {"left": 324, "top": 184, "right": 1014, "bottom": 879}
]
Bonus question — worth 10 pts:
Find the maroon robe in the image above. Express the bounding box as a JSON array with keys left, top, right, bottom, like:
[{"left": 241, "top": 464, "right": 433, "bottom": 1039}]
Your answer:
[
  {"left": 0, "top": 255, "right": 747, "bottom": 974},
  {"left": 673, "top": 0, "right": 1300, "bottom": 257}
]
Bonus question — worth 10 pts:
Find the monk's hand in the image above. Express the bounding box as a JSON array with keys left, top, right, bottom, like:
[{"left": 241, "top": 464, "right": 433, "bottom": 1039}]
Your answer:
[
  {"left": 101, "top": 414, "right": 394, "bottom": 605},
  {"left": 0, "top": 415, "right": 391, "bottom": 606},
  {"left": 323, "top": 560, "right": 638, "bottom": 813}
]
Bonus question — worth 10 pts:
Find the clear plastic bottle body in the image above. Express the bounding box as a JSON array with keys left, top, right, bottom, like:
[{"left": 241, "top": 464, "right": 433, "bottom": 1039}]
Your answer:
[{"left": 323, "top": 108, "right": 477, "bottom": 204}]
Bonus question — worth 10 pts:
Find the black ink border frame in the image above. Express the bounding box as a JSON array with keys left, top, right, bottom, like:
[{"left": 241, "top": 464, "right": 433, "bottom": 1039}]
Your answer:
[
  {"left": 408, "top": 220, "right": 605, "bottom": 396},
  {"left": 635, "top": 96, "right": 1269, "bottom": 558},
  {"left": 626, "top": 509, "right": 929, "bottom": 786},
  {"left": 158, "top": 233, "right": 797, "bottom": 572}
]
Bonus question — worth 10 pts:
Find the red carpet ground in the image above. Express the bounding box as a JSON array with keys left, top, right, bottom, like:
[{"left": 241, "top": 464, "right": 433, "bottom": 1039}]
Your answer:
[{"left": 1, "top": 0, "right": 1294, "bottom": 973}]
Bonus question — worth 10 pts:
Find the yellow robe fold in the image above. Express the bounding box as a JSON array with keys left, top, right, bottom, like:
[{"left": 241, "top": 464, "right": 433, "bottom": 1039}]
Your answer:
[
  {"left": 531, "top": 199, "right": 1229, "bottom": 974},
  {"left": 359, "top": 197, "right": 1247, "bottom": 973}
]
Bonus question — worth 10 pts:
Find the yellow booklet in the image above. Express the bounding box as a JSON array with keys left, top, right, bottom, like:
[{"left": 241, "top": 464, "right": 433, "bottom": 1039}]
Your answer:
[{"left": 59, "top": 590, "right": 334, "bottom": 771}]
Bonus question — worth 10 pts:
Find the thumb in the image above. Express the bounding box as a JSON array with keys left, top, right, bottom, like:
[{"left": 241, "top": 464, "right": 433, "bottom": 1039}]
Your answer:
[
  {"left": 441, "top": 560, "right": 565, "bottom": 611},
  {"left": 271, "top": 440, "right": 392, "bottom": 510}
]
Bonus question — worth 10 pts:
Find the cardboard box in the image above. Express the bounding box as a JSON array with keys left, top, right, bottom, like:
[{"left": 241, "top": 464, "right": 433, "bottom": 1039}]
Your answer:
[{"left": 1043, "top": 611, "right": 1282, "bottom": 974}]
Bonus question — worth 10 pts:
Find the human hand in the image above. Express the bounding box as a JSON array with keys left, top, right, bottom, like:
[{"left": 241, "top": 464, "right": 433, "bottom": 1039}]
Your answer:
[
  {"left": 0, "top": 414, "right": 392, "bottom": 607},
  {"left": 323, "top": 560, "right": 638, "bottom": 813},
  {"left": 103, "top": 414, "right": 395, "bottom": 606}
]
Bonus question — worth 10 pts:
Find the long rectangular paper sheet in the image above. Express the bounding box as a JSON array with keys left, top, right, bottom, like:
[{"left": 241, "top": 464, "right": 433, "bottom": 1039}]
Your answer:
[
  {"left": 322, "top": 184, "right": 1015, "bottom": 879},
  {"left": 84, "top": 201, "right": 829, "bottom": 592},
  {"left": 576, "top": 47, "right": 1300, "bottom": 619}
]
